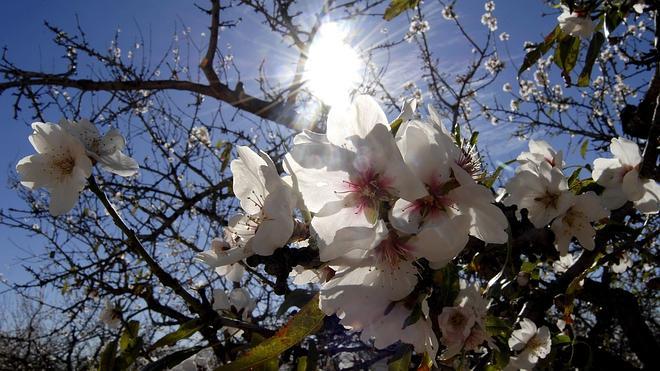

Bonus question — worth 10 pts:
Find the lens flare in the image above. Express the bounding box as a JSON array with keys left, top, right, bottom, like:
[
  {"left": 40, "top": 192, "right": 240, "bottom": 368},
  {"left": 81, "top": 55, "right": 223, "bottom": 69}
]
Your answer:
[{"left": 303, "top": 23, "right": 362, "bottom": 107}]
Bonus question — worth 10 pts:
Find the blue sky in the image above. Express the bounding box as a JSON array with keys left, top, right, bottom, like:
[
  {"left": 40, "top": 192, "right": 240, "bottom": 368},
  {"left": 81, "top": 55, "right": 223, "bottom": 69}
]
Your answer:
[{"left": 0, "top": 1, "right": 562, "bottom": 284}]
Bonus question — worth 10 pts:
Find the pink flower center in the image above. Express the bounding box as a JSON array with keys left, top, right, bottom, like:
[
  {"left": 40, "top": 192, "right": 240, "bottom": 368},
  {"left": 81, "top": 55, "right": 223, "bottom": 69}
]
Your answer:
[
  {"left": 375, "top": 232, "right": 413, "bottom": 268},
  {"left": 407, "top": 177, "right": 457, "bottom": 218},
  {"left": 341, "top": 167, "right": 393, "bottom": 215}
]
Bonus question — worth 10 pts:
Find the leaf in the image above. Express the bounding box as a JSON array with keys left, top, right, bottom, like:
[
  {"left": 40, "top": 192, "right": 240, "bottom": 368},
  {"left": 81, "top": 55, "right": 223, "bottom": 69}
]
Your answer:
[
  {"left": 119, "top": 320, "right": 140, "bottom": 352},
  {"left": 220, "top": 143, "right": 233, "bottom": 172},
  {"left": 383, "top": 0, "right": 420, "bottom": 21},
  {"left": 577, "top": 32, "right": 605, "bottom": 87},
  {"left": 390, "top": 117, "right": 403, "bottom": 136},
  {"left": 567, "top": 167, "right": 582, "bottom": 190},
  {"left": 402, "top": 304, "right": 422, "bottom": 329},
  {"left": 277, "top": 289, "right": 316, "bottom": 316},
  {"left": 98, "top": 340, "right": 118, "bottom": 371},
  {"left": 553, "top": 334, "right": 572, "bottom": 345},
  {"left": 142, "top": 346, "right": 205, "bottom": 371},
  {"left": 553, "top": 34, "right": 581, "bottom": 75},
  {"left": 518, "top": 25, "right": 561, "bottom": 75},
  {"left": 388, "top": 345, "right": 413, "bottom": 371},
  {"left": 151, "top": 317, "right": 205, "bottom": 350},
  {"left": 433, "top": 263, "right": 460, "bottom": 307},
  {"left": 469, "top": 131, "right": 479, "bottom": 146},
  {"left": 484, "top": 316, "right": 511, "bottom": 338},
  {"left": 483, "top": 159, "right": 516, "bottom": 188},
  {"left": 580, "top": 139, "right": 590, "bottom": 159},
  {"left": 296, "top": 356, "right": 308, "bottom": 371},
  {"left": 117, "top": 320, "right": 142, "bottom": 368},
  {"left": 520, "top": 261, "right": 536, "bottom": 273},
  {"left": 215, "top": 294, "right": 325, "bottom": 371}
]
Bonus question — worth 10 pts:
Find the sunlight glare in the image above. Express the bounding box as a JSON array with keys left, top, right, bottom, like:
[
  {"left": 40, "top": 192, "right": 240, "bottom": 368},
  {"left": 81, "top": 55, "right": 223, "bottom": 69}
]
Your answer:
[{"left": 303, "top": 22, "right": 362, "bottom": 107}]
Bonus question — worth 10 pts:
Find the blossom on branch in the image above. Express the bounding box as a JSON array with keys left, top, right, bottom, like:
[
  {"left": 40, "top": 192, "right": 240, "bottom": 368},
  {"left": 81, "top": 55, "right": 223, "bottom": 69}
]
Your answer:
[
  {"left": 592, "top": 137, "right": 659, "bottom": 214},
  {"left": 60, "top": 118, "right": 138, "bottom": 177},
  {"left": 557, "top": 6, "right": 595, "bottom": 39},
  {"left": 16, "top": 122, "right": 93, "bottom": 216}
]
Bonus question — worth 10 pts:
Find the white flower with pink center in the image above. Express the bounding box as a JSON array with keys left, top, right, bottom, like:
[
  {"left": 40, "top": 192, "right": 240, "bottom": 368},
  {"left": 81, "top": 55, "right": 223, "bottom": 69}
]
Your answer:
[
  {"left": 285, "top": 95, "right": 426, "bottom": 262},
  {"left": 319, "top": 267, "right": 437, "bottom": 358},
  {"left": 391, "top": 119, "right": 508, "bottom": 251}
]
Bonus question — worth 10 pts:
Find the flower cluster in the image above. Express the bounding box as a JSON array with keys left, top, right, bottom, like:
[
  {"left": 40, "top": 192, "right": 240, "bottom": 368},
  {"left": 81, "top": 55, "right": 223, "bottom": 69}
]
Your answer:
[
  {"left": 285, "top": 96, "right": 508, "bottom": 357},
  {"left": 504, "top": 140, "right": 609, "bottom": 255},
  {"left": 194, "top": 95, "right": 657, "bottom": 362},
  {"left": 16, "top": 119, "right": 138, "bottom": 215}
]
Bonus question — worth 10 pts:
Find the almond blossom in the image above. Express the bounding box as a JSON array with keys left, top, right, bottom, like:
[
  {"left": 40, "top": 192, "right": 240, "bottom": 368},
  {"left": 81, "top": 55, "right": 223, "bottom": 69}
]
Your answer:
[
  {"left": 504, "top": 161, "right": 574, "bottom": 228},
  {"left": 550, "top": 191, "right": 608, "bottom": 255},
  {"left": 99, "top": 300, "right": 122, "bottom": 329},
  {"left": 60, "top": 118, "right": 138, "bottom": 177},
  {"left": 201, "top": 238, "right": 245, "bottom": 282},
  {"left": 516, "top": 139, "right": 564, "bottom": 171},
  {"left": 557, "top": 6, "right": 595, "bottom": 39},
  {"left": 507, "top": 318, "right": 552, "bottom": 368},
  {"left": 285, "top": 95, "right": 426, "bottom": 261},
  {"left": 438, "top": 283, "right": 493, "bottom": 358},
  {"left": 16, "top": 122, "right": 93, "bottom": 216},
  {"left": 592, "top": 137, "right": 659, "bottom": 214},
  {"left": 391, "top": 119, "right": 508, "bottom": 245},
  {"left": 320, "top": 268, "right": 437, "bottom": 358},
  {"left": 197, "top": 146, "right": 295, "bottom": 269}
]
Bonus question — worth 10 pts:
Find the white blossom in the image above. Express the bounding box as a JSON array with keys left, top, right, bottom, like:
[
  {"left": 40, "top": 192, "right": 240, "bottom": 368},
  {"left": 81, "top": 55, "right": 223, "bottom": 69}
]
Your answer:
[
  {"left": 99, "top": 300, "right": 122, "bottom": 329},
  {"left": 16, "top": 122, "right": 93, "bottom": 215},
  {"left": 557, "top": 6, "right": 595, "bottom": 38},
  {"left": 60, "top": 118, "right": 138, "bottom": 177},
  {"left": 592, "top": 137, "right": 659, "bottom": 214},
  {"left": 507, "top": 318, "right": 552, "bottom": 367},
  {"left": 504, "top": 161, "right": 573, "bottom": 228},
  {"left": 551, "top": 192, "right": 608, "bottom": 255}
]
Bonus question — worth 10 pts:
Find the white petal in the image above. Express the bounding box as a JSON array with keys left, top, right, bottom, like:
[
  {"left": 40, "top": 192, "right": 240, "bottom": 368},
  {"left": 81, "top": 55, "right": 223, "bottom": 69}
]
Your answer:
[
  {"left": 610, "top": 137, "right": 641, "bottom": 166},
  {"left": 16, "top": 154, "right": 55, "bottom": 189},
  {"left": 97, "top": 151, "right": 139, "bottom": 177},
  {"left": 326, "top": 95, "right": 388, "bottom": 148},
  {"left": 49, "top": 181, "right": 83, "bottom": 216},
  {"left": 622, "top": 168, "right": 645, "bottom": 201},
  {"left": 634, "top": 180, "right": 659, "bottom": 214},
  {"left": 98, "top": 128, "right": 126, "bottom": 155},
  {"left": 410, "top": 215, "right": 470, "bottom": 265},
  {"left": 592, "top": 158, "right": 624, "bottom": 187}
]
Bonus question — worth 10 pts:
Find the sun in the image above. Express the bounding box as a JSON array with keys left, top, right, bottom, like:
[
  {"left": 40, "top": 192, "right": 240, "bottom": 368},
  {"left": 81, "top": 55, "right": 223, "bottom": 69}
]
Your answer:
[{"left": 303, "top": 22, "right": 362, "bottom": 107}]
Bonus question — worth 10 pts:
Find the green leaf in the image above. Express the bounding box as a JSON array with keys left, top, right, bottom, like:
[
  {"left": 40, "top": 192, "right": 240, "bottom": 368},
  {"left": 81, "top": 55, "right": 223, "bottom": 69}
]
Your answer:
[
  {"left": 383, "top": 0, "right": 420, "bottom": 21},
  {"left": 484, "top": 316, "right": 511, "bottom": 338},
  {"left": 151, "top": 317, "right": 205, "bottom": 350},
  {"left": 469, "top": 131, "right": 479, "bottom": 146},
  {"left": 553, "top": 34, "right": 581, "bottom": 75},
  {"left": 483, "top": 159, "right": 516, "bottom": 188},
  {"left": 433, "top": 263, "right": 460, "bottom": 307},
  {"left": 277, "top": 289, "right": 316, "bottom": 316},
  {"left": 518, "top": 25, "right": 560, "bottom": 75},
  {"left": 553, "top": 334, "right": 572, "bottom": 345},
  {"left": 580, "top": 139, "right": 590, "bottom": 159},
  {"left": 296, "top": 356, "right": 308, "bottom": 371},
  {"left": 568, "top": 168, "right": 582, "bottom": 190},
  {"left": 390, "top": 117, "right": 403, "bottom": 136},
  {"left": 520, "top": 261, "right": 536, "bottom": 273},
  {"left": 215, "top": 294, "right": 325, "bottom": 371},
  {"left": 387, "top": 345, "right": 413, "bottom": 371},
  {"left": 402, "top": 304, "right": 422, "bottom": 329},
  {"left": 220, "top": 143, "right": 233, "bottom": 172},
  {"left": 143, "top": 346, "right": 205, "bottom": 371},
  {"left": 577, "top": 32, "right": 605, "bottom": 87},
  {"left": 98, "top": 340, "right": 118, "bottom": 371},
  {"left": 119, "top": 320, "right": 140, "bottom": 352}
]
